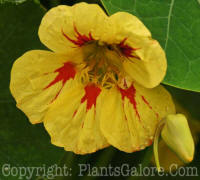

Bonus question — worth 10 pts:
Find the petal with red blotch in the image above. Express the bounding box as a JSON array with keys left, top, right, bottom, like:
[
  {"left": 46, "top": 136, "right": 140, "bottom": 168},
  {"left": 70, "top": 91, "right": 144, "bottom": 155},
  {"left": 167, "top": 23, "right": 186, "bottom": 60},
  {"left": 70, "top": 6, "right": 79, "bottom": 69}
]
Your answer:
[
  {"left": 44, "top": 83, "right": 109, "bottom": 154},
  {"left": 99, "top": 84, "right": 175, "bottom": 153},
  {"left": 108, "top": 12, "right": 166, "bottom": 88},
  {"left": 10, "top": 50, "right": 78, "bottom": 124},
  {"left": 122, "top": 38, "right": 167, "bottom": 88},
  {"left": 39, "top": 3, "right": 109, "bottom": 53}
]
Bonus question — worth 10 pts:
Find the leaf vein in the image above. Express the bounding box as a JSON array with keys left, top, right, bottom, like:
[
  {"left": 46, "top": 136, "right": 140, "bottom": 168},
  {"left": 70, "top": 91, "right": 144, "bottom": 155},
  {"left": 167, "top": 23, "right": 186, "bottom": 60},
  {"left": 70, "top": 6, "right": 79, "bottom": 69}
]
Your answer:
[{"left": 164, "top": 0, "right": 175, "bottom": 51}]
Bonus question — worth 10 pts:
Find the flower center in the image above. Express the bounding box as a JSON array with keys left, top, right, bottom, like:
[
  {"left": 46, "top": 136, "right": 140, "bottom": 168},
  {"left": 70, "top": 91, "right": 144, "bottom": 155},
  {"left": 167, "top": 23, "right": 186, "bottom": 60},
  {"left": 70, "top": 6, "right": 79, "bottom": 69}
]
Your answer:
[
  {"left": 62, "top": 25, "right": 140, "bottom": 89},
  {"left": 80, "top": 41, "right": 127, "bottom": 89}
]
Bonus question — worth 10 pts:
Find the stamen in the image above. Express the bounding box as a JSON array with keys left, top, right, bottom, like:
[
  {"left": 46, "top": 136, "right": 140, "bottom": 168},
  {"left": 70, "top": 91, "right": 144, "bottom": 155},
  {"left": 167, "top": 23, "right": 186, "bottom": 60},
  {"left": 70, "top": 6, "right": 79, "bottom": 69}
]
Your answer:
[
  {"left": 101, "top": 73, "right": 116, "bottom": 89},
  {"left": 79, "top": 67, "right": 90, "bottom": 84}
]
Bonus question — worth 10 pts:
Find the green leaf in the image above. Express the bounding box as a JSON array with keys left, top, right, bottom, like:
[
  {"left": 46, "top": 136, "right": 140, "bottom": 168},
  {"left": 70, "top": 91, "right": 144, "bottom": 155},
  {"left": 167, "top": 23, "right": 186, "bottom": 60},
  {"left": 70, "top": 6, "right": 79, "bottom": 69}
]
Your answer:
[
  {"left": 166, "top": 85, "right": 200, "bottom": 121},
  {"left": 0, "top": 1, "right": 64, "bottom": 179},
  {"left": 0, "top": 0, "right": 28, "bottom": 5},
  {"left": 101, "top": 0, "right": 200, "bottom": 92}
]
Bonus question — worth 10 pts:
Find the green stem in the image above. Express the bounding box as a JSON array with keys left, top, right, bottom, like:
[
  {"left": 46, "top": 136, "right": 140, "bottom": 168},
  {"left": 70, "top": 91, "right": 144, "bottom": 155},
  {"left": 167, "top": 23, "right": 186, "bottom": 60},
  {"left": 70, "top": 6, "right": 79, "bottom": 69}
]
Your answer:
[{"left": 153, "top": 119, "right": 166, "bottom": 172}]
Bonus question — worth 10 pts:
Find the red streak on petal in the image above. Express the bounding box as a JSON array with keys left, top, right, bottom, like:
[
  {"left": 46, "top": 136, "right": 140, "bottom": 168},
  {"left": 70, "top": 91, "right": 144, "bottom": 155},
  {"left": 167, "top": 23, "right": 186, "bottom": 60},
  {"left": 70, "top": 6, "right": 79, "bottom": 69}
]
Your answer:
[
  {"left": 141, "top": 96, "right": 159, "bottom": 118},
  {"left": 73, "top": 109, "right": 78, "bottom": 118},
  {"left": 50, "top": 88, "right": 62, "bottom": 103},
  {"left": 45, "top": 62, "right": 76, "bottom": 89},
  {"left": 81, "top": 84, "right": 101, "bottom": 111},
  {"left": 62, "top": 25, "right": 94, "bottom": 47},
  {"left": 44, "top": 62, "right": 76, "bottom": 102},
  {"left": 119, "top": 38, "right": 140, "bottom": 59},
  {"left": 119, "top": 85, "right": 140, "bottom": 120},
  {"left": 141, "top": 96, "right": 152, "bottom": 109}
]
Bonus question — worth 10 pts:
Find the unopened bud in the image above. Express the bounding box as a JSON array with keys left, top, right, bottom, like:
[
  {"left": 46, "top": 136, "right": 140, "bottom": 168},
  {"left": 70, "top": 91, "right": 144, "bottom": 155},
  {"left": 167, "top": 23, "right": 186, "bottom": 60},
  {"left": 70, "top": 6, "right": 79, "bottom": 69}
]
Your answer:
[{"left": 161, "top": 114, "right": 194, "bottom": 163}]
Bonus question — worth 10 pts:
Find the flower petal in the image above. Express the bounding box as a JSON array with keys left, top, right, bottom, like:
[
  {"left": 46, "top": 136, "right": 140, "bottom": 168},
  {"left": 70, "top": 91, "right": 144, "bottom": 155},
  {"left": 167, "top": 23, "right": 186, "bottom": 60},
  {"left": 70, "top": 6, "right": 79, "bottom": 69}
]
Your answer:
[
  {"left": 10, "top": 50, "right": 78, "bottom": 124},
  {"left": 108, "top": 12, "right": 166, "bottom": 88},
  {"left": 38, "top": 3, "right": 109, "bottom": 53},
  {"left": 44, "top": 82, "right": 109, "bottom": 154},
  {"left": 99, "top": 84, "right": 175, "bottom": 152},
  {"left": 109, "top": 12, "right": 151, "bottom": 41},
  {"left": 123, "top": 39, "right": 167, "bottom": 88}
]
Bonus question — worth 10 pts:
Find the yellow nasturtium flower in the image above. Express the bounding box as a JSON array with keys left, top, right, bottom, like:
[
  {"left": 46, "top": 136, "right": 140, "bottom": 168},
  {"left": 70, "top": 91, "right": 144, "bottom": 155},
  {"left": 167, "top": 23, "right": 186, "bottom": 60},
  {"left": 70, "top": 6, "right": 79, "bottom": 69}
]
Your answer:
[{"left": 10, "top": 3, "right": 175, "bottom": 154}]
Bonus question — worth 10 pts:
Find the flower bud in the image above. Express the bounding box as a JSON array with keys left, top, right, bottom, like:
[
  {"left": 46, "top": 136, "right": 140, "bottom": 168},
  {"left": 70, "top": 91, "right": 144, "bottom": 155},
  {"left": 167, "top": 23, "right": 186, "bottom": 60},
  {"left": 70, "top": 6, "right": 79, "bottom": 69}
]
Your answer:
[{"left": 161, "top": 114, "right": 194, "bottom": 163}]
